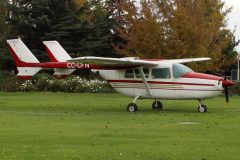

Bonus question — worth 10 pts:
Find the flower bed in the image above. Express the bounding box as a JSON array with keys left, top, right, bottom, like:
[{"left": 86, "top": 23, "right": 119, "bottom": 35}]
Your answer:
[{"left": 0, "top": 73, "right": 114, "bottom": 93}]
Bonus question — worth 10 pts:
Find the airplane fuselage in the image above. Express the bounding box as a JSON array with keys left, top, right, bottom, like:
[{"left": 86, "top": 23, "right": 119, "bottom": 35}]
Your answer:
[{"left": 95, "top": 62, "right": 224, "bottom": 100}]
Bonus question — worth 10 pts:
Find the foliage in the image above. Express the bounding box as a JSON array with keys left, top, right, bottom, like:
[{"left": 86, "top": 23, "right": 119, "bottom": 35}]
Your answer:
[
  {"left": 0, "top": 74, "right": 21, "bottom": 92},
  {"left": 18, "top": 73, "right": 113, "bottom": 93},
  {"left": 1, "top": 0, "right": 239, "bottom": 73},
  {"left": 0, "top": 0, "right": 8, "bottom": 34},
  {"left": 115, "top": 0, "right": 239, "bottom": 72},
  {"left": 229, "top": 81, "right": 240, "bottom": 95},
  {"left": 106, "top": 0, "right": 126, "bottom": 54},
  {"left": 5, "top": 0, "right": 117, "bottom": 63},
  {"left": 0, "top": 0, "right": 14, "bottom": 70},
  {"left": 0, "top": 73, "right": 113, "bottom": 93},
  {"left": 74, "top": 0, "right": 86, "bottom": 8}
]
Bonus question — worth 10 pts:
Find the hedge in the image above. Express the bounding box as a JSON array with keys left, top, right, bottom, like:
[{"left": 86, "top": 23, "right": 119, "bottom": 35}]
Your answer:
[{"left": 0, "top": 73, "right": 113, "bottom": 93}]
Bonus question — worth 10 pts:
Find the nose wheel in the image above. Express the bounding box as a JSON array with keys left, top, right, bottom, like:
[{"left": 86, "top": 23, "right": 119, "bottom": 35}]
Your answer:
[
  {"left": 198, "top": 100, "right": 207, "bottom": 113},
  {"left": 198, "top": 104, "right": 207, "bottom": 113}
]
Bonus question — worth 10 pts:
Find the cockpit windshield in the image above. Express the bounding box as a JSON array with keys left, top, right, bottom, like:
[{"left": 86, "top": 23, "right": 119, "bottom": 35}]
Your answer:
[{"left": 173, "top": 63, "right": 193, "bottom": 78}]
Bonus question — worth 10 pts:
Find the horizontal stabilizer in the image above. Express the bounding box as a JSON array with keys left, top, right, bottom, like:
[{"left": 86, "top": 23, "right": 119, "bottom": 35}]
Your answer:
[
  {"left": 53, "top": 68, "right": 75, "bottom": 79},
  {"left": 17, "top": 67, "right": 42, "bottom": 80}
]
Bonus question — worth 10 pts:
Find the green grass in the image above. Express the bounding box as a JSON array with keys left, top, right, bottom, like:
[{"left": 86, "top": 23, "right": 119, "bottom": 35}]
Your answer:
[{"left": 0, "top": 92, "right": 240, "bottom": 160}]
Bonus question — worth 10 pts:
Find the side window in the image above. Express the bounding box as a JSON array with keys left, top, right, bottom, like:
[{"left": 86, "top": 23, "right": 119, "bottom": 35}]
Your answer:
[
  {"left": 173, "top": 63, "right": 193, "bottom": 78},
  {"left": 143, "top": 69, "right": 149, "bottom": 78},
  {"left": 152, "top": 68, "right": 171, "bottom": 79},
  {"left": 134, "top": 69, "right": 149, "bottom": 78},
  {"left": 135, "top": 69, "right": 141, "bottom": 78},
  {"left": 124, "top": 70, "right": 134, "bottom": 78}
]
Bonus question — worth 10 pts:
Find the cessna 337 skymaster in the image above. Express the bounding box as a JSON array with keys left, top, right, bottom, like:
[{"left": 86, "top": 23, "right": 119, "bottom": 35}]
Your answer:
[{"left": 7, "top": 38, "right": 234, "bottom": 113}]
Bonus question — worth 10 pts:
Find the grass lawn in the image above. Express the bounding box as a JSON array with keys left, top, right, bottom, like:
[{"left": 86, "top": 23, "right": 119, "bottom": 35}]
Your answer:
[{"left": 0, "top": 92, "right": 240, "bottom": 160}]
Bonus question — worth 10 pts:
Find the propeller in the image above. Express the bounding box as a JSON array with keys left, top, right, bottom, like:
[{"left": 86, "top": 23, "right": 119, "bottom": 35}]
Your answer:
[
  {"left": 222, "top": 76, "right": 234, "bottom": 103},
  {"left": 224, "top": 81, "right": 229, "bottom": 103}
]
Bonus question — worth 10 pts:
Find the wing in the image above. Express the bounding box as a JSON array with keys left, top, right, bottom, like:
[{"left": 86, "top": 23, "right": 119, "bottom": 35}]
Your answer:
[
  {"left": 68, "top": 56, "right": 211, "bottom": 68},
  {"left": 68, "top": 56, "right": 158, "bottom": 67},
  {"left": 163, "top": 57, "right": 211, "bottom": 64}
]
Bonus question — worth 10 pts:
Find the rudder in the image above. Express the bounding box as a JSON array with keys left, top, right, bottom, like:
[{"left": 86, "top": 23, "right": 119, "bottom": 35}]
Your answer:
[
  {"left": 43, "top": 41, "right": 75, "bottom": 78},
  {"left": 7, "top": 38, "right": 42, "bottom": 80}
]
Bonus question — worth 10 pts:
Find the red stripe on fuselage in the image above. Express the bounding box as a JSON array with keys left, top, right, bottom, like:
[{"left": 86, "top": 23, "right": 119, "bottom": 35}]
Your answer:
[
  {"left": 183, "top": 72, "right": 223, "bottom": 81},
  {"left": 112, "top": 87, "right": 221, "bottom": 91},
  {"left": 107, "top": 80, "right": 215, "bottom": 86}
]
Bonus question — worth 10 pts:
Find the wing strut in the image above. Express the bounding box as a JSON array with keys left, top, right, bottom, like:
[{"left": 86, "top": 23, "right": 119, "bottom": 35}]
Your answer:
[{"left": 138, "top": 67, "right": 152, "bottom": 97}]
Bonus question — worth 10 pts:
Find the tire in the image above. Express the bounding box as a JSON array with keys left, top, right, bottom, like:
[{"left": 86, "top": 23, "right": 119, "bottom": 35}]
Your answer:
[
  {"left": 198, "top": 104, "right": 207, "bottom": 113},
  {"left": 127, "top": 103, "right": 138, "bottom": 112},
  {"left": 152, "top": 101, "right": 163, "bottom": 110}
]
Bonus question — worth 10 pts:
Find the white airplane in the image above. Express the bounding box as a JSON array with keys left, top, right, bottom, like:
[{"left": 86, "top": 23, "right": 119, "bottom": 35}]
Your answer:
[{"left": 7, "top": 38, "right": 234, "bottom": 113}]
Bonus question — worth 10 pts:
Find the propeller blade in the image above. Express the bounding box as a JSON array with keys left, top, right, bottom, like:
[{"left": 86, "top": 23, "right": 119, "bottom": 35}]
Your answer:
[{"left": 224, "top": 87, "right": 229, "bottom": 103}]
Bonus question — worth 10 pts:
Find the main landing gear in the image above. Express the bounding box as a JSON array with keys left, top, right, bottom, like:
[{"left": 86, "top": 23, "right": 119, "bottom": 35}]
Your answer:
[
  {"left": 127, "top": 96, "right": 163, "bottom": 112},
  {"left": 198, "top": 100, "right": 208, "bottom": 113},
  {"left": 127, "top": 103, "right": 138, "bottom": 112},
  {"left": 127, "top": 95, "right": 140, "bottom": 112},
  {"left": 152, "top": 100, "right": 163, "bottom": 110}
]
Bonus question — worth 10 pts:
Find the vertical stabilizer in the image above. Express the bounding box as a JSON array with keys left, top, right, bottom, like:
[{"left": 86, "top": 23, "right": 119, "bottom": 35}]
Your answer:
[
  {"left": 43, "top": 41, "right": 72, "bottom": 62},
  {"left": 43, "top": 41, "right": 75, "bottom": 77},
  {"left": 7, "top": 38, "right": 42, "bottom": 80}
]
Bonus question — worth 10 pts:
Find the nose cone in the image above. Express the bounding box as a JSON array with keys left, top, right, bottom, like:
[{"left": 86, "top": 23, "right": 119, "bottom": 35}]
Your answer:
[{"left": 222, "top": 80, "right": 234, "bottom": 87}]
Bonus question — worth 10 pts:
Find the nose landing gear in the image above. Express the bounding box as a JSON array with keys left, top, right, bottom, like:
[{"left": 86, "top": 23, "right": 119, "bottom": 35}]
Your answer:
[{"left": 198, "top": 100, "right": 207, "bottom": 113}]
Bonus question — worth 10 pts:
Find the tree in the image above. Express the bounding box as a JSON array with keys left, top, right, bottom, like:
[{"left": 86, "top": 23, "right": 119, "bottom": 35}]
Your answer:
[
  {"left": 106, "top": 0, "right": 129, "bottom": 57},
  {"left": 67, "top": 0, "right": 118, "bottom": 57},
  {"left": 75, "top": 0, "right": 86, "bottom": 8},
  {"left": 114, "top": 0, "right": 167, "bottom": 58},
  {"left": 0, "top": 0, "right": 15, "bottom": 71},
  {"left": 6, "top": 0, "right": 118, "bottom": 62},
  {"left": 0, "top": 0, "right": 8, "bottom": 35},
  {"left": 115, "top": 0, "right": 239, "bottom": 71}
]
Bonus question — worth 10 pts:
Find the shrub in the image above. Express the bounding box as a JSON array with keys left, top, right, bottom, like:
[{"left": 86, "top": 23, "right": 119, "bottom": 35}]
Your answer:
[
  {"left": 0, "top": 75, "right": 21, "bottom": 92},
  {"left": 33, "top": 73, "right": 54, "bottom": 91},
  {"left": 20, "top": 80, "right": 38, "bottom": 92},
  {"left": 6, "top": 73, "right": 115, "bottom": 93},
  {"left": 229, "top": 81, "right": 240, "bottom": 95}
]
